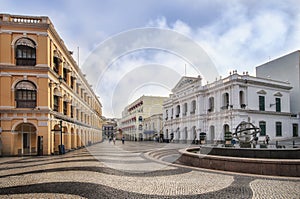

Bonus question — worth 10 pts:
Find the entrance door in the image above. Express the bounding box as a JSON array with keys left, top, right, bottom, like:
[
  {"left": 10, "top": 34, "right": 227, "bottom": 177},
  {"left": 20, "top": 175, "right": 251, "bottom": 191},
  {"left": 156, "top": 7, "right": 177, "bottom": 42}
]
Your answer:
[
  {"left": 210, "top": 126, "right": 215, "bottom": 141},
  {"left": 23, "top": 133, "right": 30, "bottom": 154},
  {"left": 170, "top": 132, "right": 174, "bottom": 140},
  {"left": 15, "top": 123, "right": 37, "bottom": 155},
  {"left": 37, "top": 136, "right": 43, "bottom": 156}
]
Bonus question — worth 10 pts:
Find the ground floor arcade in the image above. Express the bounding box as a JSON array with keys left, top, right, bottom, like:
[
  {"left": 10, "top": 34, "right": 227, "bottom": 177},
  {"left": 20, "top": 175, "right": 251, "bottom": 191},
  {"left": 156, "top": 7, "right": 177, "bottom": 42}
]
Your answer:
[
  {"left": 0, "top": 117, "right": 102, "bottom": 156},
  {"left": 163, "top": 113, "right": 299, "bottom": 144}
]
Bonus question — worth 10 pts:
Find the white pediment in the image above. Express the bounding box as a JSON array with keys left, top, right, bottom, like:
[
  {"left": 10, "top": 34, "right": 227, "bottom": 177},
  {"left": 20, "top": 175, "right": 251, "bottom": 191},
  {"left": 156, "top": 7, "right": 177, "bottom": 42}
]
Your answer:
[
  {"left": 274, "top": 92, "right": 283, "bottom": 97},
  {"left": 257, "top": 90, "right": 267, "bottom": 95},
  {"left": 172, "top": 76, "right": 200, "bottom": 92}
]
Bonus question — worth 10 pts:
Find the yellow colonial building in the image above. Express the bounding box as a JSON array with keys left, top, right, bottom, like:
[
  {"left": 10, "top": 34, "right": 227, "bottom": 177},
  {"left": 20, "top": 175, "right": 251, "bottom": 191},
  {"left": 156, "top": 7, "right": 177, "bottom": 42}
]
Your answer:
[{"left": 0, "top": 14, "right": 103, "bottom": 156}]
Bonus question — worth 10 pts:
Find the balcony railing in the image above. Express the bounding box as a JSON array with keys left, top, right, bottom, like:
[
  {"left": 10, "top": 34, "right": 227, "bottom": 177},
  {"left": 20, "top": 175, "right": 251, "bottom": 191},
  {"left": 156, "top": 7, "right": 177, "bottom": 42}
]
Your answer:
[
  {"left": 16, "top": 58, "right": 36, "bottom": 66},
  {"left": 16, "top": 100, "right": 36, "bottom": 108}
]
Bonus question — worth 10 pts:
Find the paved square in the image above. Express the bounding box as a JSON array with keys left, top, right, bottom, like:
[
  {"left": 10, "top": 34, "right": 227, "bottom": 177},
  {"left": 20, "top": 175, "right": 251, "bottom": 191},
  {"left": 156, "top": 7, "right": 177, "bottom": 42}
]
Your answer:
[{"left": 0, "top": 141, "right": 299, "bottom": 198}]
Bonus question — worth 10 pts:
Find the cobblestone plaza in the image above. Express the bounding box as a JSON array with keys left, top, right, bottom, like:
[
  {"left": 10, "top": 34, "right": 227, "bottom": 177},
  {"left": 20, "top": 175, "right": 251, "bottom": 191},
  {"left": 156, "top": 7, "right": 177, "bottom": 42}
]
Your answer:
[{"left": 0, "top": 141, "right": 299, "bottom": 198}]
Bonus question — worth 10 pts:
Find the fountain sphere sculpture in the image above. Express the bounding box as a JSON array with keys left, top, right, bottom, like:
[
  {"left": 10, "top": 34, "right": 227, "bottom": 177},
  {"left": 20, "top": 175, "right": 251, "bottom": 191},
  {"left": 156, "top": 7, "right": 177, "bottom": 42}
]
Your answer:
[{"left": 232, "top": 121, "right": 260, "bottom": 147}]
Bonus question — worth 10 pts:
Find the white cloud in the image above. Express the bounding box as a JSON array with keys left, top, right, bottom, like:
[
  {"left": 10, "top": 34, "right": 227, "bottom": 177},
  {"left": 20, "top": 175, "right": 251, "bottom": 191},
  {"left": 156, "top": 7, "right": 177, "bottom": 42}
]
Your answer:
[
  {"left": 191, "top": 2, "right": 300, "bottom": 75},
  {"left": 89, "top": 1, "right": 300, "bottom": 117},
  {"left": 1, "top": 0, "right": 299, "bottom": 118}
]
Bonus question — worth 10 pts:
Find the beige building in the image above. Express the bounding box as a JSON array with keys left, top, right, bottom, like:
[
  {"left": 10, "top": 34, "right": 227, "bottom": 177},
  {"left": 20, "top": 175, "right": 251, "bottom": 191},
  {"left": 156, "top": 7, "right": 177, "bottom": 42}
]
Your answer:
[
  {"left": 119, "top": 96, "right": 167, "bottom": 141},
  {"left": 0, "top": 14, "right": 103, "bottom": 156},
  {"left": 143, "top": 113, "right": 163, "bottom": 141}
]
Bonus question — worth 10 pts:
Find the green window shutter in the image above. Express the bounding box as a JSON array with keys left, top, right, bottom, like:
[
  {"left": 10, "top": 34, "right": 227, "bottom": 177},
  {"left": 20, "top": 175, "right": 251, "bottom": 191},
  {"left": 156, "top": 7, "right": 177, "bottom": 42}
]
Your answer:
[
  {"left": 276, "top": 98, "right": 281, "bottom": 112},
  {"left": 259, "top": 121, "right": 266, "bottom": 136},
  {"left": 259, "top": 96, "right": 265, "bottom": 111},
  {"left": 276, "top": 122, "right": 282, "bottom": 136}
]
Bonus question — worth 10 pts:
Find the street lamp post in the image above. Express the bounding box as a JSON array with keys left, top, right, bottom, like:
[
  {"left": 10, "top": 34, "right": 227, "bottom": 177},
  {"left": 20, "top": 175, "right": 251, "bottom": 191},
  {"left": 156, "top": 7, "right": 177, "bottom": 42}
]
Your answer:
[
  {"left": 49, "top": 75, "right": 65, "bottom": 155},
  {"left": 58, "top": 76, "right": 64, "bottom": 155},
  {"left": 59, "top": 120, "right": 64, "bottom": 155}
]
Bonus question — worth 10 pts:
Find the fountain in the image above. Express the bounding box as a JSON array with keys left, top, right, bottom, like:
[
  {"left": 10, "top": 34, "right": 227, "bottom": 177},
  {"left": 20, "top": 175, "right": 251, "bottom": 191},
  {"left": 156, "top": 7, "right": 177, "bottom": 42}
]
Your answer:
[{"left": 178, "top": 121, "right": 300, "bottom": 177}]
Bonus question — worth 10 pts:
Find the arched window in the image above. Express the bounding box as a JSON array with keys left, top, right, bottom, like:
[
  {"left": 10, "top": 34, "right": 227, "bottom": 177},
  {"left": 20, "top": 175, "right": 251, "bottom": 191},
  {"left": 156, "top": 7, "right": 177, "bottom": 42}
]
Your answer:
[
  {"left": 15, "top": 81, "right": 37, "bottom": 108},
  {"left": 191, "top": 100, "right": 196, "bottom": 114},
  {"left": 222, "top": 93, "right": 229, "bottom": 110},
  {"left": 53, "top": 88, "right": 61, "bottom": 112},
  {"left": 183, "top": 103, "right": 188, "bottom": 116},
  {"left": 165, "top": 109, "right": 168, "bottom": 120},
  {"left": 223, "top": 124, "right": 230, "bottom": 133},
  {"left": 15, "top": 38, "right": 36, "bottom": 66},
  {"left": 177, "top": 128, "right": 180, "bottom": 139},
  {"left": 53, "top": 50, "right": 62, "bottom": 74},
  {"left": 208, "top": 97, "right": 214, "bottom": 112},
  {"left": 239, "top": 91, "right": 246, "bottom": 109},
  {"left": 176, "top": 105, "right": 180, "bottom": 118},
  {"left": 138, "top": 124, "right": 143, "bottom": 130},
  {"left": 138, "top": 116, "right": 143, "bottom": 121},
  {"left": 192, "top": 126, "right": 196, "bottom": 139}
]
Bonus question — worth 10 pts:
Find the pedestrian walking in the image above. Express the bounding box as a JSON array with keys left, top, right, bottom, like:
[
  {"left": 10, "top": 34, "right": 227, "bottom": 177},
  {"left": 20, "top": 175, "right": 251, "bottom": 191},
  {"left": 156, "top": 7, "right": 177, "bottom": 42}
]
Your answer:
[
  {"left": 265, "top": 135, "right": 270, "bottom": 144},
  {"left": 121, "top": 136, "right": 125, "bottom": 144},
  {"left": 113, "top": 137, "right": 116, "bottom": 145}
]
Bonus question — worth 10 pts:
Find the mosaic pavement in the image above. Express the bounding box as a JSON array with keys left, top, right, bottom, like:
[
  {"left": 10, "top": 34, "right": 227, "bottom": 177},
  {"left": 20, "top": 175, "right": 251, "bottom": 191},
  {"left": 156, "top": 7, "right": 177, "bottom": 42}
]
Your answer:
[{"left": 0, "top": 141, "right": 299, "bottom": 198}]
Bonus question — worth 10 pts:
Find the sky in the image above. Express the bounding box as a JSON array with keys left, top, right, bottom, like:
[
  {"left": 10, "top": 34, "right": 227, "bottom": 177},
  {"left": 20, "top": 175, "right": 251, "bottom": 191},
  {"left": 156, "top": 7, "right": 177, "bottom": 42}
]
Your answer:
[{"left": 1, "top": 0, "right": 299, "bottom": 118}]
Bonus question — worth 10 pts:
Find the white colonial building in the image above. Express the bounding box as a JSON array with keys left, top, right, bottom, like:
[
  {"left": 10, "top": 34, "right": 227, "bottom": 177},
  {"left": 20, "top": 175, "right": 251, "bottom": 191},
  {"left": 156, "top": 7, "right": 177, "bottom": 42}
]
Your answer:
[
  {"left": 119, "top": 96, "right": 167, "bottom": 141},
  {"left": 256, "top": 50, "right": 300, "bottom": 137},
  {"left": 256, "top": 50, "right": 300, "bottom": 115},
  {"left": 163, "top": 71, "right": 298, "bottom": 143}
]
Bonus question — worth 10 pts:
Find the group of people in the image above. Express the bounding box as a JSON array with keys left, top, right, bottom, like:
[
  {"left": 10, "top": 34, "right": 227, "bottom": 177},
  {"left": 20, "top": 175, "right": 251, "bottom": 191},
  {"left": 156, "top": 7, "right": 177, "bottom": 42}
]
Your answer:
[
  {"left": 250, "top": 134, "right": 270, "bottom": 145},
  {"left": 109, "top": 136, "right": 125, "bottom": 145}
]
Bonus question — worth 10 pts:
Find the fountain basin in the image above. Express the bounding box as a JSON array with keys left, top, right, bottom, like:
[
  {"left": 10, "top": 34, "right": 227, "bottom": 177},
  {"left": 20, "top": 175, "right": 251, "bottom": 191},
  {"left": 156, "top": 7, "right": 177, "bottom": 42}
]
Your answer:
[{"left": 178, "top": 146, "right": 300, "bottom": 177}]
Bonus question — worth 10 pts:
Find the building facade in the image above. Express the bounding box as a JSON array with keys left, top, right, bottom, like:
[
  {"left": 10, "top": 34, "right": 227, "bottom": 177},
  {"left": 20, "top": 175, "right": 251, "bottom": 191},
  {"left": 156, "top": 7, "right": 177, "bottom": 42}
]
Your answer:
[
  {"left": 143, "top": 113, "right": 163, "bottom": 141},
  {"left": 256, "top": 50, "right": 300, "bottom": 115},
  {"left": 119, "top": 96, "right": 167, "bottom": 141},
  {"left": 102, "top": 118, "right": 118, "bottom": 139},
  {"left": 163, "top": 72, "right": 298, "bottom": 143},
  {"left": 0, "top": 14, "right": 103, "bottom": 156}
]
